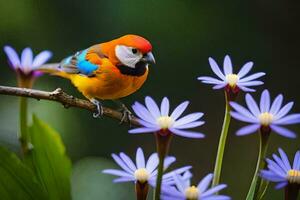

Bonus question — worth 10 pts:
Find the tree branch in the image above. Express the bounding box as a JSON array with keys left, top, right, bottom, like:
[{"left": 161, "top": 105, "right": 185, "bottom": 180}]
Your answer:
[{"left": 0, "top": 85, "right": 140, "bottom": 126}]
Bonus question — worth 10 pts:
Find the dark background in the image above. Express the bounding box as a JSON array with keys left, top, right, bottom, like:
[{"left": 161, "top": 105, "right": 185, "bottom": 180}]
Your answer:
[{"left": 0, "top": 0, "right": 300, "bottom": 199}]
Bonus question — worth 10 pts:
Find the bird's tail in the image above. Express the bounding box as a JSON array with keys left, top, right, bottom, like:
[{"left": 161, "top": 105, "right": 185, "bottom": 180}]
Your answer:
[{"left": 36, "top": 62, "right": 71, "bottom": 79}]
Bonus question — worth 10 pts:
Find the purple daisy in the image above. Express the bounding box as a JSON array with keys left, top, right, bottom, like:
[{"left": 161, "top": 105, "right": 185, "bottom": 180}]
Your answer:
[
  {"left": 3, "top": 45, "right": 52, "bottom": 76},
  {"left": 260, "top": 148, "right": 300, "bottom": 189},
  {"left": 102, "top": 147, "right": 191, "bottom": 186},
  {"left": 230, "top": 89, "right": 300, "bottom": 138},
  {"left": 161, "top": 173, "right": 230, "bottom": 200},
  {"left": 129, "top": 96, "right": 205, "bottom": 139},
  {"left": 197, "top": 55, "right": 265, "bottom": 92}
]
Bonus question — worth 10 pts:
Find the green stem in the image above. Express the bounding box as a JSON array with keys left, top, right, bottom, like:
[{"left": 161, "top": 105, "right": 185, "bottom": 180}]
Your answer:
[
  {"left": 212, "top": 92, "right": 231, "bottom": 187},
  {"left": 246, "top": 131, "right": 270, "bottom": 200},
  {"left": 154, "top": 154, "right": 165, "bottom": 200},
  {"left": 154, "top": 133, "right": 172, "bottom": 200},
  {"left": 19, "top": 97, "right": 29, "bottom": 154}
]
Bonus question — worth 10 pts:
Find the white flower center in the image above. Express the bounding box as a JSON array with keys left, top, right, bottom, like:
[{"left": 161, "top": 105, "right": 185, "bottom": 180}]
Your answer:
[
  {"left": 156, "top": 116, "right": 174, "bottom": 129},
  {"left": 185, "top": 186, "right": 199, "bottom": 200},
  {"left": 134, "top": 168, "right": 150, "bottom": 183},
  {"left": 225, "top": 74, "right": 239, "bottom": 87},
  {"left": 258, "top": 112, "right": 274, "bottom": 126},
  {"left": 287, "top": 170, "right": 300, "bottom": 184}
]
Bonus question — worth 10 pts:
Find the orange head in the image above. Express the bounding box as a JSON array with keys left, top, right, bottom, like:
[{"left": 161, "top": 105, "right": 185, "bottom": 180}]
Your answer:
[{"left": 100, "top": 35, "right": 155, "bottom": 76}]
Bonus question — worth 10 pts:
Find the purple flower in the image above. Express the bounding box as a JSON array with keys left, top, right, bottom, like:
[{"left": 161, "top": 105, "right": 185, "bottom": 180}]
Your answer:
[
  {"left": 3, "top": 45, "right": 52, "bottom": 76},
  {"left": 230, "top": 89, "right": 300, "bottom": 138},
  {"left": 129, "top": 96, "right": 205, "bottom": 139},
  {"left": 197, "top": 55, "right": 265, "bottom": 92},
  {"left": 102, "top": 147, "right": 190, "bottom": 186},
  {"left": 161, "top": 173, "right": 230, "bottom": 200},
  {"left": 260, "top": 148, "right": 300, "bottom": 189}
]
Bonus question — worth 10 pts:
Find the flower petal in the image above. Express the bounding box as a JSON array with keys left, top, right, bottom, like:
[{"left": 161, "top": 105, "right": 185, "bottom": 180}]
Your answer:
[
  {"left": 170, "top": 128, "right": 205, "bottom": 138},
  {"left": 145, "top": 96, "right": 161, "bottom": 118},
  {"left": 172, "top": 173, "right": 188, "bottom": 194},
  {"left": 197, "top": 76, "right": 224, "bottom": 84},
  {"left": 275, "top": 102, "right": 294, "bottom": 120},
  {"left": 223, "top": 55, "right": 232, "bottom": 75},
  {"left": 136, "top": 147, "right": 145, "bottom": 169},
  {"left": 272, "top": 154, "right": 290, "bottom": 172},
  {"left": 113, "top": 177, "right": 135, "bottom": 183},
  {"left": 239, "top": 72, "right": 266, "bottom": 82},
  {"left": 170, "top": 101, "right": 189, "bottom": 121},
  {"left": 260, "top": 90, "right": 271, "bottom": 113},
  {"left": 270, "top": 125, "right": 297, "bottom": 139},
  {"left": 236, "top": 124, "right": 260, "bottom": 136},
  {"left": 21, "top": 47, "right": 33, "bottom": 71},
  {"left": 208, "top": 57, "right": 225, "bottom": 80},
  {"left": 260, "top": 170, "right": 285, "bottom": 182},
  {"left": 163, "top": 156, "right": 176, "bottom": 170},
  {"left": 102, "top": 169, "right": 133, "bottom": 178},
  {"left": 238, "top": 81, "right": 264, "bottom": 87},
  {"left": 238, "top": 85, "right": 256, "bottom": 92},
  {"left": 197, "top": 173, "right": 213, "bottom": 193},
  {"left": 161, "top": 97, "right": 170, "bottom": 116},
  {"left": 230, "top": 111, "right": 258, "bottom": 123},
  {"left": 278, "top": 148, "right": 292, "bottom": 170},
  {"left": 293, "top": 151, "right": 300, "bottom": 170},
  {"left": 119, "top": 153, "right": 137, "bottom": 171},
  {"left": 146, "top": 153, "right": 159, "bottom": 173},
  {"left": 132, "top": 102, "right": 156, "bottom": 124},
  {"left": 273, "top": 114, "right": 300, "bottom": 125},
  {"left": 129, "top": 127, "right": 159, "bottom": 134},
  {"left": 112, "top": 154, "right": 133, "bottom": 173},
  {"left": 237, "top": 61, "right": 253, "bottom": 78},
  {"left": 213, "top": 83, "right": 227, "bottom": 89},
  {"left": 245, "top": 93, "right": 261, "bottom": 116},
  {"left": 202, "top": 184, "right": 227, "bottom": 197},
  {"left": 173, "top": 113, "right": 204, "bottom": 127},
  {"left": 269, "top": 94, "right": 283, "bottom": 115},
  {"left": 32, "top": 50, "right": 52, "bottom": 67},
  {"left": 275, "top": 182, "right": 288, "bottom": 189},
  {"left": 3, "top": 46, "right": 20, "bottom": 68},
  {"left": 174, "top": 121, "right": 205, "bottom": 129},
  {"left": 271, "top": 125, "right": 297, "bottom": 139},
  {"left": 230, "top": 102, "right": 256, "bottom": 120},
  {"left": 138, "top": 119, "right": 158, "bottom": 128}
]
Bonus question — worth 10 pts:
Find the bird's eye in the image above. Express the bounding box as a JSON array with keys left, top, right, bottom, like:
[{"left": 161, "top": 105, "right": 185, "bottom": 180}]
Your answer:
[{"left": 131, "top": 48, "right": 138, "bottom": 54}]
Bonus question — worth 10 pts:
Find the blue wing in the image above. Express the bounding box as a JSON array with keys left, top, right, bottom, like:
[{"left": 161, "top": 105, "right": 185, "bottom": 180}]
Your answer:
[{"left": 60, "top": 49, "right": 99, "bottom": 76}]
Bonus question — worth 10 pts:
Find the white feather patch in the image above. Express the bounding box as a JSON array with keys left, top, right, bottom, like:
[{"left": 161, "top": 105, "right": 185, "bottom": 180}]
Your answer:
[{"left": 115, "top": 45, "right": 143, "bottom": 68}]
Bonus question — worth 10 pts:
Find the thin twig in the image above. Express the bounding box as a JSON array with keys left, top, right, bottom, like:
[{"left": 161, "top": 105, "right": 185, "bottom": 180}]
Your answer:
[{"left": 0, "top": 85, "right": 140, "bottom": 126}]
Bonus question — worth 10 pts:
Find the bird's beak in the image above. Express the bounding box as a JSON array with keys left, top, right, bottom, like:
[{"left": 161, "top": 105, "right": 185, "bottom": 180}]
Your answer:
[{"left": 142, "top": 52, "right": 156, "bottom": 64}]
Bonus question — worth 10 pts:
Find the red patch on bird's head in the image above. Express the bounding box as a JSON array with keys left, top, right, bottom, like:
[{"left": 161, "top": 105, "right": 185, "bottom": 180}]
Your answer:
[{"left": 119, "top": 34, "right": 152, "bottom": 53}]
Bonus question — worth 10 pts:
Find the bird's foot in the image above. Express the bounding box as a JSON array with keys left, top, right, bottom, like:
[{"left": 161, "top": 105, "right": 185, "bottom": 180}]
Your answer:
[
  {"left": 91, "top": 99, "right": 103, "bottom": 118},
  {"left": 120, "top": 104, "right": 134, "bottom": 125}
]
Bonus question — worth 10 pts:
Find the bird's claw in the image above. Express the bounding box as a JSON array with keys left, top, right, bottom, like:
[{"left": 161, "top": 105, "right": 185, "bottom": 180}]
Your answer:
[
  {"left": 120, "top": 105, "right": 134, "bottom": 126},
  {"left": 91, "top": 99, "right": 103, "bottom": 118}
]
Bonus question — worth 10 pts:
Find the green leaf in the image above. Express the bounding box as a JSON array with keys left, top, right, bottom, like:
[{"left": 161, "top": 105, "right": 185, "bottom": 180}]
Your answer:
[
  {"left": 257, "top": 180, "right": 269, "bottom": 199},
  {"left": 0, "top": 146, "right": 47, "bottom": 200},
  {"left": 72, "top": 157, "right": 135, "bottom": 200},
  {"left": 27, "top": 115, "right": 71, "bottom": 200}
]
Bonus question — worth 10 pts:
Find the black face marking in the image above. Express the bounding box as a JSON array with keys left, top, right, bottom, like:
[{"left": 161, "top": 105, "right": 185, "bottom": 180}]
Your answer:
[{"left": 117, "top": 61, "right": 147, "bottom": 77}]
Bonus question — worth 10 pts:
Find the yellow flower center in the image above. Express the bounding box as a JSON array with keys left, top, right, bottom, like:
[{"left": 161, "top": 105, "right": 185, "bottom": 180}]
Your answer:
[
  {"left": 258, "top": 112, "right": 274, "bottom": 126},
  {"left": 225, "top": 74, "right": 239, "bottom": 87},
  {"left": 134, "top": 168, "right": 149, "bottom": 183},
  {"left": 157, "top": 116, "right": 174, "bottom": 129},
  {"left": 185, "top": 186, "right": 199, "bottom": 200},
  {"left": 287, "top": 170, "right": 300, "bottom": 184}
]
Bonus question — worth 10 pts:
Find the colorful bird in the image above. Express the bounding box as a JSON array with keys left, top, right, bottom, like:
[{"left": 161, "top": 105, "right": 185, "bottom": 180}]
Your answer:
[{"left": 38, "top": 34, "right": 155, "bottom": 121}]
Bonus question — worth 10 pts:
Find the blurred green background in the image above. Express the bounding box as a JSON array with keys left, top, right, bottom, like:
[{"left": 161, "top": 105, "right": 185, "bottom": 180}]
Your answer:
[{"left": 0, "top": 0, "right": 300, "bottom": 199}]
